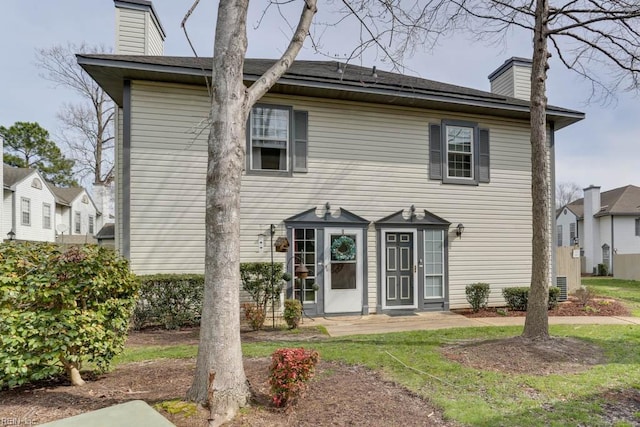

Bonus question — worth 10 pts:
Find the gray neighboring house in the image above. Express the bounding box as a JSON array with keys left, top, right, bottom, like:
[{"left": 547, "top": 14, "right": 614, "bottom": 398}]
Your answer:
[
  {"left": 75, "top": 0, "right": 585, "bottom": 315},
  {"left": 557, "top": 185, "right": 640, "bottom": 274}
]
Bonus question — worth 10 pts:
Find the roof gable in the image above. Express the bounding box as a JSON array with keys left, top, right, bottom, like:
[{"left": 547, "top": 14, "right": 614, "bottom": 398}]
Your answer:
[
  {"left": 375, "top": 209, "right": 451, "bottom": 227},
  {"left": 285, "top": 206, "right": 369, "bottom": 226},
  {"left": 3, "top": 164, "right": 36, "bottom": 188},
  {"left": 566, "top": 185, "right": 640, "bottom": 219}
]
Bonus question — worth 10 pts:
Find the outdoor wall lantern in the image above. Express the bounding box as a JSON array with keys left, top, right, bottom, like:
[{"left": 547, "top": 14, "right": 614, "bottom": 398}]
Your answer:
[
  {"left": 7, "top": 230, "right": 15, "bottom": 241},
  {"left": 456, "top": 223, "right": 465, "bottom": 238}
]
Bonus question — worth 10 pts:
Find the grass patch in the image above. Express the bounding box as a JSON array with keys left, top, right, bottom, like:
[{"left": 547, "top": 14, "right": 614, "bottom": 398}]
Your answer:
[
  {"left": 118, "top": 324, "right": 640, "bottom": 426},
  {"left": 242, "top": 325, "right": 640, "bottom": 426},
  {"left": 582, "top": 277, "right": 640, "bottom": 316}
]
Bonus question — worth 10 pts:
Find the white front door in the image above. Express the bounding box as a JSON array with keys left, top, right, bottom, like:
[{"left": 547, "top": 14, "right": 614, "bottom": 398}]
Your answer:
[{"left": 324, "top": 228, "right": 363, "bottom": 313}]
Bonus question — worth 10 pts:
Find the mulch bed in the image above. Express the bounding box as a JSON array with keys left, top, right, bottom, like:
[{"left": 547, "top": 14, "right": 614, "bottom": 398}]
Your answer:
[{"left": 452, "top": 296, "right": 630, "bottom": 318}]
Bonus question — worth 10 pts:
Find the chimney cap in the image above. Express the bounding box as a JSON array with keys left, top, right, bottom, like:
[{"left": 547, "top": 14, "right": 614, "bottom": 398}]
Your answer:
[
  {"left": 583, "top": 185, "right": 601, "bottom": 191},
  {"left": 488, "top": 57, "right": 532, "bottom": 81}
]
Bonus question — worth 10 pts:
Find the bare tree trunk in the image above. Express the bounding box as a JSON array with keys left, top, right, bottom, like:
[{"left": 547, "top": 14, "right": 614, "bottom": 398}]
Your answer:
[
  {"left": 523, "top": 0, "right": 550, "bottom": 340},
  {"left": 186, "top": 0, "right": 250, "bottom": 423},
  {"left": 60, "top": 357, "right": 85, "bottom": 386}
]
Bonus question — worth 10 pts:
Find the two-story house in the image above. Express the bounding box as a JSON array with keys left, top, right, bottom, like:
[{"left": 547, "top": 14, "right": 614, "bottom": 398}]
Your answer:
[
  {"left": 76, "top": 0, "right": 584, "bottom": 314},
  {"left": 2, "top": 164, "right": 102, "bottom": 243},
  {"left": 557, "top": 185, "right": 640, "bottom": 275}
]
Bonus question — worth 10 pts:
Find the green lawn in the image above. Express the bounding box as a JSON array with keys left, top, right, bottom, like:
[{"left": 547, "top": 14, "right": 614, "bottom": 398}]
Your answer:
[
  {"left": 582, "top": 277, "right": 640, "bottom": 316},
  {"left": 120, "top": 324, "right": 640, "bottom": 426}
]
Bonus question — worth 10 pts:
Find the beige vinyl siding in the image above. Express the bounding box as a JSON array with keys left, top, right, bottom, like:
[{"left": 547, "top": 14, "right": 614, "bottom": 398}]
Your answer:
[
  {"left": 115, "top": 8, "right": 145, "bottom": 55},
  {"left": 513, "top": 65, "right": 532, "bottom": 101},
  {"left": 127, "top": 82, "right": 209, "bottom": 272},
  {"left": 490, "top": 69, "right": 514, "bottom": 98},
  {"left": 145, "top": 13, "right": 164, "bottom": 55},
  {"left": 127, "top": 81, "right": 536, "bottom": 309}
]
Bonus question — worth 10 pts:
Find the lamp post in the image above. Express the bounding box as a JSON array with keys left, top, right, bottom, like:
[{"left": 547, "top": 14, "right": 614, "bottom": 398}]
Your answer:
[{"left": 295, "top": 263, "right": 309, "bottom": 323}]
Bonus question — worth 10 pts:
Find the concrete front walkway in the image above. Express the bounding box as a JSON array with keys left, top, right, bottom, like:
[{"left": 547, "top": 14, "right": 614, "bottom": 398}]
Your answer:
[{"left": 304, "top": 312, "right": 640, "bottom": 337}]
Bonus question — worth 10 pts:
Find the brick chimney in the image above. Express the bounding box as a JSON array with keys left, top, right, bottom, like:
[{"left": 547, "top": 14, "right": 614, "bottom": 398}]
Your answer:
[
  {"left": 488, "top": 57, "right": 532, "bottom": 101},
  {"left": 582, "top": 185, "right": 602, "bottom": 273},
  {"left": 114, "top": 0, "right": 166, "bottom": 55}
]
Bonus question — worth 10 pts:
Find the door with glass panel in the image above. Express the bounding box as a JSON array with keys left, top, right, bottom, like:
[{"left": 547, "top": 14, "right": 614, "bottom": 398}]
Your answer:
[
  {"left": 324, "top": 228, "right": 363, "bottom": 313},
  {"left": 384, "top": 232, "right": 415, "bottom": 307}
]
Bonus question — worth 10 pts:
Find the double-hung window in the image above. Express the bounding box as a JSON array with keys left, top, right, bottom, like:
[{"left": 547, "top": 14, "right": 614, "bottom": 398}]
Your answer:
[
  {"left": 429, "top": 120, "right": 490, "bottom": 185},
  {"left": 43, "top": 203, "right": 52, "bottom": 229},
  {"left": 75, "top": 212, "right": 81, "bottom": 233},
  {"left": 89, "top": 215, "right": 95, "bottom": 234},
  {"left": 557, "top": 225, "right": 563, "bottom": 247},
  {"left": 446, "top": 125, "right": 474, "bottom": 179},
  {"left": 21, "top": 198, "right": 31, "bottom": 226},
  {"left": 247, "top": 105, "right": 308, "bottom": 174}
]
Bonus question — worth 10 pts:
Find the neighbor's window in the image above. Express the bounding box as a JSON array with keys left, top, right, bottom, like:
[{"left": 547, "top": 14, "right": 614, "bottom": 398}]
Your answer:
[
  {"left": 636, "top": 218, "right": 640, "bottom": 237},
  {"left": 74, "top": 212, "right": 81, "bottom": 233},
  {"left": 21, "top": 198, "right": 31, "bottom": 226},
  {"left": 570, "top": 223, "right": 576, "bottom": 244},
  {"left": 446, "top": 125, "right": 474, "bottom": 179},
  {"left": 43, "top": 203, "right": 51, "bottom": 229},
  {"left": 88, "top": 215, "right": 95, "bottom": 234},
  {"left": 557, "top": 225, "right": 563, "bottom": 247},
  {"left": 250, "top": 106, "right": 290, "bottom": 171}
]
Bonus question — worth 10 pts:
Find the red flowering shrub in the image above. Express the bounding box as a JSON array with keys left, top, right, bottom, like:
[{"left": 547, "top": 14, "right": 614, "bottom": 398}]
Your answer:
[{"left": 269, "top": 347, "right": 320, "bottom": 408}]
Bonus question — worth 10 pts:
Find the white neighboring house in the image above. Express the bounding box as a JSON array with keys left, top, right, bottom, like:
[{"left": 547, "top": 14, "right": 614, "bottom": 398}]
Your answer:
[
  {"left": 48, "top": 186, "right": 102, "bottom": 243},
  {"left": 556, "top": 185, "right": 640, "bottom": 274},
  {"left": 2, "top": 165, "right": 57, "bottom": 242},
  {"left": 2, "top": 164, "right": 101, "bottom": 243}
]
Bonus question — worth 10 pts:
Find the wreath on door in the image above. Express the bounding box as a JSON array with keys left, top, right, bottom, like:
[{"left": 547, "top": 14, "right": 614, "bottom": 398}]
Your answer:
[{"left": 331, "top": 235, "right": 356, "bottom": 261}]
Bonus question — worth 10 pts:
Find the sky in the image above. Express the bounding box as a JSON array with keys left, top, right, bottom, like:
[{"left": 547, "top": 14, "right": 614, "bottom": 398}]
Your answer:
[{"left": 1, "top": 0, "right": 638, "bottom": 194}]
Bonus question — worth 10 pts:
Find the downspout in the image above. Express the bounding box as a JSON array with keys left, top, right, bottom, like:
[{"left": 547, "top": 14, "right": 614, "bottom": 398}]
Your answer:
[
  {"left": 550, "top": 121, "right": 557, "bottom": 287},
  {"left": 610, "top": 215, "right": 614, "bottom": 276}
]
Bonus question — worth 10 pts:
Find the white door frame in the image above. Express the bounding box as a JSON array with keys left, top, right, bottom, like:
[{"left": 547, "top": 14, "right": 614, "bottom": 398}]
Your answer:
[
  {"left": 324, "top": 227, "right": 364, "bottom": 313},
  {"left": 381, "top": 228, "right": 418, "bottom": 310}
]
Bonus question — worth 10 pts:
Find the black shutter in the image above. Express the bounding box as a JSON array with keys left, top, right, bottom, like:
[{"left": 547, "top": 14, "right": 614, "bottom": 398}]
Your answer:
[
  {"left": 429, "top": 123, "right": 442, "bottom": 180},
  {"left": 293, "top": 110, "right": 308, "bottom": 172},
  {"left": 478, "top": 128, "right": 490, "bottom": 183}
]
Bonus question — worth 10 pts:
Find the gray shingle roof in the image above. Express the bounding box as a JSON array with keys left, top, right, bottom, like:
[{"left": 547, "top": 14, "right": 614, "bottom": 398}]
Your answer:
[
  {"left": 96, "top": 223, "right": 115, "bottom": 239},
  {"left": 567, "top": 185, "right": 640, "bottom": 219},
  {"left": 3, "top": 164, "right": 35, "bottom": 188},
  {"left": 77, "top": 55, "right": 584, "bottom": 130},
  {"left": 48, "top": 185, "right": 84, "bottom": 205}
]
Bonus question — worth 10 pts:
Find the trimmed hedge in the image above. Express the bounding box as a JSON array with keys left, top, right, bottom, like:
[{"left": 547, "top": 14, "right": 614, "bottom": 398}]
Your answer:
[
  {"left": 132, "top": 274, "right": 204, "bottom": 330},
  {"left": 0, "top": 242, "right": 138, "bottom": 389},
  {"left": 465, "top": 283, "right": 490, "bottom": 312},
  {"left": 502, "top": 286, "right": 560, "bottom": 311}
]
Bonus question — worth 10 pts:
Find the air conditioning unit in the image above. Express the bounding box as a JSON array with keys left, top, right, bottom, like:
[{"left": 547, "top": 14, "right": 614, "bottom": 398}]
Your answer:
[{"left": 556, "top": 276, "right": 568, "bottom": 301}]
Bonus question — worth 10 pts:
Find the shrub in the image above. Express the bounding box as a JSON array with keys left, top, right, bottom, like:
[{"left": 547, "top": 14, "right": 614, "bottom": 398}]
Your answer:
[
  {"left": 283, "top": 299, "right": 303, "bottom": 329},
  {"left": 132, "top": 274, "right": 204, "bottom": 330},
  {"left": 502, "top": 286, "right": 560, "bottom": 311},
  {"left": 502, "top": 287, "right": 529, "bottom": 311},
  {"left": 548, "top": 286, "right": 560, "bottom": 310},
  {"left": 465, "top": 283, "right": 490, "bottom": 312},
  {"left": 0, "top": 242, "right": 138, "bottom": 389},
  {"left": 241, "top": 302, "right": 267, "bottom": 331},
  {"left": 269, "top": 347, "right": 320, "bottom": 408},
  {"left": 574, "top": 285, "right": 592, "bottom": 306},
  {"left": 597, "top": 263, "right": 609, "bottom": 276},
  {"left": 240, "top": 263, "right": 288, "bottom": 330}
]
